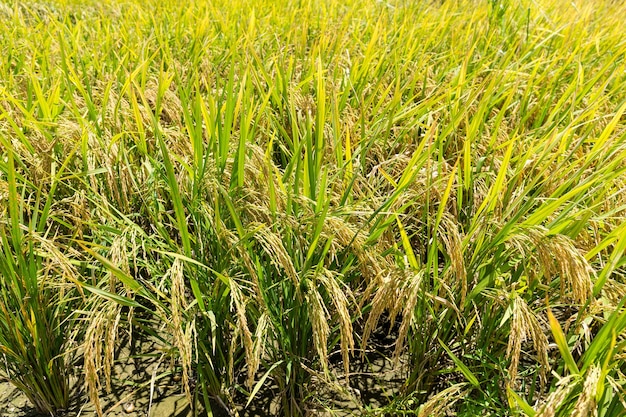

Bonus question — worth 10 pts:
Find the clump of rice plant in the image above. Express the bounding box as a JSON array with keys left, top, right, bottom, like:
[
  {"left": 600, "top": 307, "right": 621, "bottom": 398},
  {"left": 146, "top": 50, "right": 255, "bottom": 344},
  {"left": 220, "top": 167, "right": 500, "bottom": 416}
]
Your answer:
[
  {"left": 1, "top": 0, "right": 625, "bottom": 416},
  {"left": 0, "top": 150, "right": 78, "bottom": 416}
]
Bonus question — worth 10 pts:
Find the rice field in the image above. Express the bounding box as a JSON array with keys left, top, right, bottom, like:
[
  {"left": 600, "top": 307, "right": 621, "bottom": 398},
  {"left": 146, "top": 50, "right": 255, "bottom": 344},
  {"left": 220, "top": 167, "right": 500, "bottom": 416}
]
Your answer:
[{"left": 0, "top": 0, "right": 625, "bottom": 415}]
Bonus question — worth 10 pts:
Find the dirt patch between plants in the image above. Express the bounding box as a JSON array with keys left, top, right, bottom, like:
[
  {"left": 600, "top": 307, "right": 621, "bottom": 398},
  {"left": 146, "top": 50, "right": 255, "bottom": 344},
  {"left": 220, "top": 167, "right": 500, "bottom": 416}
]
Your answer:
[
  {"left": 0, "top": 378, "right": 195, "bottom": 417},
  {"left": 0, "top": 354, "right": 407, "bottom": 417},
  {"left": 0, "top": 327, "right": 409, "bottom": 417}
]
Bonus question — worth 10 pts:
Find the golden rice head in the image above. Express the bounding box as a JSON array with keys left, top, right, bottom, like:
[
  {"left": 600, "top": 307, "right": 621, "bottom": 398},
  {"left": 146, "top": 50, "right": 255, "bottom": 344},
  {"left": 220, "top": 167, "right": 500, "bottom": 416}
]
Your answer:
[
  {"left": 362, "top": 272, "right": 398, "bottom": 354},
  {"left": 317, "top": 268, "right": 355, "bottom": 378},
  {"left": 506, "top": 226, "right": 593, "bottom": 305},
  {"left": 393, "top": 270, "right": 424, "bottom": 362},
  {"left": 533, "top": 230, "right": 593, "bottom": 305},
  {"left": 168, "top": 259, "right": 193, "bottom": 401},
  {"left": 417, "top": 384, "right": 468, "bottom": 417},
  {"left": 506, "top": 294, "right": 550, "bottom": 388},
  {"left": 229, "top": 279, "right": 255, "bottom": 388},
  {"left": 571, "top": 365, "right": 601, "bottom": 417},
  {"left": 84, "top": 303, "right": 122, "bottom": 417},
  {"left": 228, "top": 325, "right": 240, "bottom": 386},
  {"left": 600, "top": 280, "right": 626, "bottom": 309},
  {"left": 306, "top": 283, "right": 331, "bottom": 375},
  {"left": 252, "top": 222, "right": 299, "bottom": 287},
  {"left": 250, "top": 313, "right": 269, "bottom": 388},
  {"left": 324, "top": 215, "right": 387, "bottom": 286},
  {"left": 223, "top": 227, "right": 261, "bottom": 293},
  {"left": 109, "top": 235, "right": 130, "bottom": 288},
  {"left": 438, "top": 215, "right": 467, "bottom": 305},
  {"left": 535, "top": 375, "right": 579, "bottom": 417},
  {"left": 362, "top": 268, "right": 425, "bottom": 363}
]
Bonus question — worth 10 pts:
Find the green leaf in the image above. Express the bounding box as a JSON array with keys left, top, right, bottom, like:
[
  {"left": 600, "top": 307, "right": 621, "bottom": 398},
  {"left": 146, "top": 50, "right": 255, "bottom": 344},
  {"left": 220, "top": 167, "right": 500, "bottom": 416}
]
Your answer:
[
  {"left": 439, "top": 339, "right": 480, "bottom": 388},
  {"left": 547, "top": 307, "right": 580, "bottom": 375},
  {"left": 78, "top": 283, "right": 140, "bottom": 308},
  {"left": 507, "top": 387, "right": 537, "bottom": 417},
  {"left": 246, "top": 361, "right": 284, "bottom": 408}
]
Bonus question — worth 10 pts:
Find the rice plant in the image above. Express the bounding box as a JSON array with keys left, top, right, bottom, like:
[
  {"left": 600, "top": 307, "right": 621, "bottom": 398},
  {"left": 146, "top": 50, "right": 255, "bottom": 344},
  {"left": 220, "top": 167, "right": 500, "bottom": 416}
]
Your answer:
[{"left": 0, "top": 0, "right": 625, "bottom": 416}]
